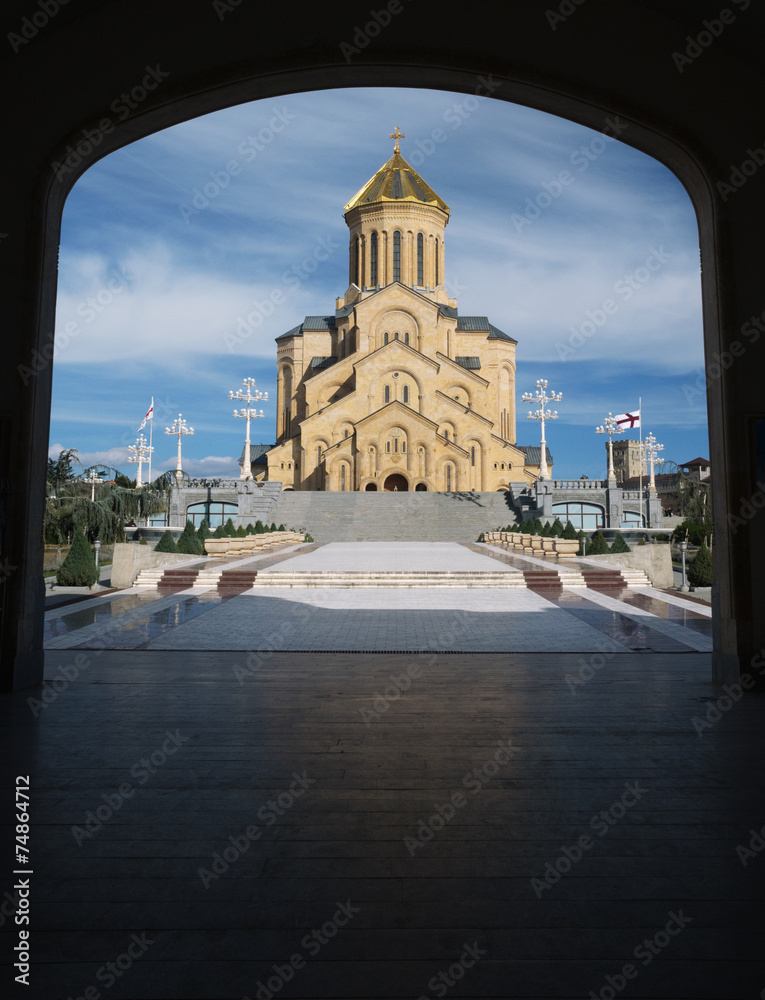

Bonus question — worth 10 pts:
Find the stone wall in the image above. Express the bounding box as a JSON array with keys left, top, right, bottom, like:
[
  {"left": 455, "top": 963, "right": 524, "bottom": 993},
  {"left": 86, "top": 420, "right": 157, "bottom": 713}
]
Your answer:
[
  {"left": 111, "top": 544, "right": 201, "bottom": 589},
  {"left": 582, "top": 545, "right": 673, "bottom": 589}
]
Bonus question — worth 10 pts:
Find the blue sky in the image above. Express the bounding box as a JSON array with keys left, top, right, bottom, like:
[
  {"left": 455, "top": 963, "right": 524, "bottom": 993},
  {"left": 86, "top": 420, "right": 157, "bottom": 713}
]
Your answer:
[{"left": 51, "top": 87, "right": 708, "bottom": 481}]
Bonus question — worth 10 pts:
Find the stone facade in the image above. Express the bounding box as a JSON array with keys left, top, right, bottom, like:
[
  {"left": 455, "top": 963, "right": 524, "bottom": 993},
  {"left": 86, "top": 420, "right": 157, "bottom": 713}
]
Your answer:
[
  {"left": 612, "top": 439, "right": 646, "bottom": 484},
  {"left": 262, "top": 140, "right": 544, "bottom": 492}
]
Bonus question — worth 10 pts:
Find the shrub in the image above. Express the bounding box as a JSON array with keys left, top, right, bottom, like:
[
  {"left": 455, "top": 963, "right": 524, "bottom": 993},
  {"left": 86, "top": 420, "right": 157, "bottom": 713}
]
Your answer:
[
  {"left": 177, "top": 521, "right": 204, "bottom": 555},
  {"left": 269, "top": 522, "right": 278, "bottom": 532},
  {"left": 673, "top": 518, "right": 714, "bottom": 546},
  {"left": 197, "top": 519, "right": 212, "bottom": 542},
  {"left": 688, "top": 542, "right": 713, "bottom": 587},
  {"left": 235, "top": 525, "right": 246, "bottom": 537},
  {"left": 245, "top": 523, "right": 256, "bottom": 535},
  {"left": 562, "top": 521, "right": 577, "bottom": 540},
  {"left": 610, "top": 533, "right": 631, "bottom": 554},
  {"left": 587, "top": 531, "right": 610, "bottom": 555},
  {"left": 56, "top": 530, "right": 98, "bottom": 587},
  {"left": 539, "top": 521, "right": 551, "bottom": 537},
  {"left": 254, "top": 520, "right": 265, "bottom": 534},
  {"left": 477, "top": 532, "right": 485, "bottom": 542},
  {"left": 278, "top": 523, "right": 286, "bottom": 531},
  {"left": 551, "top": 517, "right": 565, "bottom": 537},
  {"left": 213, "top": 524, "right": 226, "bottom": 538},
  {"left": 223, "top": 518, "right": 237, "bottom": 537},
  {"left": 577, "top": 530, "right": 587, "bottom": 555},
  {"left": 155, "top": 531, "right": 177, "bottom": 553},
  {"left": 303, "top": 533, "right": 314, "bottom": 543}
]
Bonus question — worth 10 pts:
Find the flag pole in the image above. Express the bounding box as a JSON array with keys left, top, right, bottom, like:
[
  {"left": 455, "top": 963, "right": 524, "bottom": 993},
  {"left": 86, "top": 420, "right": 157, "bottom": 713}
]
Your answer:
[
  {"left": 638, "top": 396, "right": 643, "bottom": 527},
  {"left": 147, "top": 397, "right": 154, "bottom": 485}
]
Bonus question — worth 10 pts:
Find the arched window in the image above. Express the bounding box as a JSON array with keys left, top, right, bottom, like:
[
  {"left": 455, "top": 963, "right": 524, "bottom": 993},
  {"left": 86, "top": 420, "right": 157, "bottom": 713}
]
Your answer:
[
  {"left": 384, "top": 385, "right": 390, "bottom": 403},
  {"left": 417, "top": 233, "right": 424, "bottom": 285},
  {"left": 384, "top": 332, "right": 388, "bottom": 345},
  {"left": 552, "top": 502, "right": 605, "bottom": 530},
  {"left": 403, "top": 385, "right": 409, "bottom": 404},
  {"left": 344, "top": 429, "right": 349, "bottom": 438},
  {"left": 354, "top": 237, "right": 360, "bottom": 286},
  {"left": 446, "top": 465, "right": 452, "bottom": 491},
  {"left": 402, "top": 441, "right": 406, "bottom": 453},
  {"left": 317, "top": 445, "right": 323, "bottom": 464},
  {"left": 186, "top": 501, "right": 237, "bottom": 528},
  {"left": 435, "top": 237, "right": 439, "bottom": 285},
  {"left": 404, "top": 332, "right": 409, "bottom": 346},
  {"left": 386, "top": 441, "right": 390, "bottom": 453},
  {"left": 471, "top": 446, "right": 475, "bottom": 467},
  {"left": 341, "top": 465, "right": 346, "bottom": 491},
  {"left": 370, "top": 231, "right": 378, "bottom": 285},
  {"left": 443, "top": 429, "right": 449, "bottom": 441},
  {"left": 393, "top": 230, "right": 401, "bottom": 282},
  {"left": 394, "top": 332, "right": 399, "bottom": 340},
  {"left": 394, "top": 437, "right": 398, "bottom": 452}
]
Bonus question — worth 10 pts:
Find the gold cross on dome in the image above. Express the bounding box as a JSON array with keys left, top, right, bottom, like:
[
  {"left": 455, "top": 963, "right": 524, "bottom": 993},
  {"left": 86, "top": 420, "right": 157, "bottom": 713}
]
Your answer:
[{"left": 389, "top": 126, "right": 405, "bottom": 153}]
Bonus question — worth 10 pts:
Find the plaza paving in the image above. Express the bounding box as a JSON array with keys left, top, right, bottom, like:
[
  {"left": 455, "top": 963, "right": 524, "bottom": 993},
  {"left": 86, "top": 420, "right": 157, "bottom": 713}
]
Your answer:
[{"left": 44, "top": 541, "right": 712, "bottom": 655}]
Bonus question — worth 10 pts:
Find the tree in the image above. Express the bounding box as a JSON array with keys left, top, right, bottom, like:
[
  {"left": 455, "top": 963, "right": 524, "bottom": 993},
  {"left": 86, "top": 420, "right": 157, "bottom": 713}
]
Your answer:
[
  {"left": 688, "top": 542, "right": 713, "bottom": 587},
  {"left": 223, "top": 517, "right": 237, "bottom": 537},
  {"left": 176, "top": 521, "right": 204, "bottom": 555},
  {"left": 155, "top": 531, "right": 178, "bottom": 553},
  {"left": 539, "top": 521, "right": 551, "bottom": 537},
  {"left": 254, "top": 520, "right": 265, "bottom": 534},
  {"left": 551, "top": 517, "right": 565, "bottom": 537},
  {"left": 245, "top": 523, "right": 256, "bottom": 534},
  {"left": 277, "top": 523, "right": 286, "bottom": 531},
  {"left": 673, "top": 518, "right": 714, "bottom": 547},
  {"left": 197, "top": 519, "right": 212, "bottom": 543},
  {"left": 610, "top": 533, "right": 631, "bottom": 553},
  {"left": 235, "top": 525, "right": 246, "bottom": 537},
  {"left": 56, "top": 529, "right": 98, "bottom": 587},
  {"left": 213, "top": 524, "right": 226, "bottom": 538},
  {"left": 588, "top": 531, "right": 610, "bottom": 555},
  {"left": 562, "top": 521, "right": 577, "bottom": 540}
]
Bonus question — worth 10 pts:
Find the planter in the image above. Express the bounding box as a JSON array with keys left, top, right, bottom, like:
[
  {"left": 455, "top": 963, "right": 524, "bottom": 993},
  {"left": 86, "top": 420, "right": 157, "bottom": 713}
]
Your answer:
[
  {"left": 204, "top": 539, "right": 231, "bottom": 557},
  {"left": 554, "top": 539, "right": 579, "bottom": 556}
]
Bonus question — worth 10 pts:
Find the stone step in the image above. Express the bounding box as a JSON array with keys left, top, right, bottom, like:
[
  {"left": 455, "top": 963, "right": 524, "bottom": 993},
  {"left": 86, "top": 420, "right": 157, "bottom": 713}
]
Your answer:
[{"left": 251, "top": 571, "right": 526, "bottom": 588}]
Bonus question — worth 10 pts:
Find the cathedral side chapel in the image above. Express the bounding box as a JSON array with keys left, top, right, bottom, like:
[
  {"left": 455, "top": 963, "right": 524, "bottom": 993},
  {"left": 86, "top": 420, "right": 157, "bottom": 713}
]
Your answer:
[{"left": 260, "top": 129, "right": 549, "bottom": 492}]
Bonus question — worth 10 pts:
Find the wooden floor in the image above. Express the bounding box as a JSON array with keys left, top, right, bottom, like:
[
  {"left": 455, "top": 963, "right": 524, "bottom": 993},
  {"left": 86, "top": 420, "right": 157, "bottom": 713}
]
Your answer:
[{"left": 4, "top": 649, "right": 764, "bottom": 999}]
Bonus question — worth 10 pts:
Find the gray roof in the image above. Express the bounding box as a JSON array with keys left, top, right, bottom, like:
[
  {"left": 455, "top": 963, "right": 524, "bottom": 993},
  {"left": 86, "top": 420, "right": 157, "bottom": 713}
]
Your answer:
[
  {"left": 439, "top": 304, "right": 458, "bottom": 319},
  {"left": 448, "top": 315, "right": 517, "bottom": 343},
  {"left": 303, "top": 315, "right": 337, "bottom": 330},
  {"left": 455, "top": 356, "right": 481, "bottom": 370},
  {"left": 238, "top": 443, "right": 275, "bottom": 466},
  {"left": 487, "top": 323, "right": 516, "bottom": 343},
  {"left": 310, "top": 356, "right": 338, "bottom": 371},
  {"left": 275, "top": 323, "right": 304, "bottom": 342},
  {"left": 517, "top": 445, "right": 553, "bottom": 465}
]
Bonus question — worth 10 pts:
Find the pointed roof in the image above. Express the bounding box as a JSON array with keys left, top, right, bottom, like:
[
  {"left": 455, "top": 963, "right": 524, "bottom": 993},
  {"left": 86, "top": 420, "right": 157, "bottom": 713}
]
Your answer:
[{"left": 344, "top": 151, "right": 450, "bottom": 215}]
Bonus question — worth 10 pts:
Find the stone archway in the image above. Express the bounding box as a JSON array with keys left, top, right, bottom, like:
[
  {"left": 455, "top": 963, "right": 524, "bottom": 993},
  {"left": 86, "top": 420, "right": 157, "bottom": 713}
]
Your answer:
[
  {"left": 365, "top": 482, "right": 378, "bottom": 491},
  {"left": 415, "top": 482, "right": 428, "bottom": 491},
  {"left": 383, "top": 473, "right": 408, "bottom": 492}
]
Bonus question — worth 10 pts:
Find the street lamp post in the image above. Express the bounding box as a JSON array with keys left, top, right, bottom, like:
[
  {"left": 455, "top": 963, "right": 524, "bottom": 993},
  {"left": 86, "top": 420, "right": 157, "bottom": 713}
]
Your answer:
[
  {"left": 521, "top": 379, "right": 562, "bottom": 480},
  {"left": 82, "top": 472, "right": 104, "bottom": 501},
  {"left": 165, "top": 414, "right": 194, "bottom": 482},
  {"left": 127, "top": 433, "right": 154, "bottom": 488},
  {"left": 595, "top": 413, "right": 619, "bottom": 481},
  {"left": 641, "top": 431, "right": 664, "bottom": 528},
  {"left": 229, "top": 378, "right": 268, "bottom": 480}
]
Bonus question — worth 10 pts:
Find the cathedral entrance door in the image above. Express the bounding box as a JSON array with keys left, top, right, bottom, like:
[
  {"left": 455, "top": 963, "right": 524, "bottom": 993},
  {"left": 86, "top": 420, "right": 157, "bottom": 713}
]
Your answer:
[{"left": 383, "top": 473, "right": 408, "bottom": 492}]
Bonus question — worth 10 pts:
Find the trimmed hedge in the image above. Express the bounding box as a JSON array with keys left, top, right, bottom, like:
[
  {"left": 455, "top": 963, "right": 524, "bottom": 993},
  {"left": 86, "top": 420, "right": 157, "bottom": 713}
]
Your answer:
[
  {"left": 688, "top": 542, "right": 713, "bottom": 587},
  {"left": 56, "top": 530, "right": 98, "bottom": 587},
  {"left": 588, "top": 531, "right": 610, "bottom": 555},
  {"left": 155, "top": 531, "right": 178, "bottom": 553},
  {"left": 610, "top": 534, "right": 631, "bottom": 554},
  {"left": 177, "top": 521, "right": 204, "bottom": 555}
]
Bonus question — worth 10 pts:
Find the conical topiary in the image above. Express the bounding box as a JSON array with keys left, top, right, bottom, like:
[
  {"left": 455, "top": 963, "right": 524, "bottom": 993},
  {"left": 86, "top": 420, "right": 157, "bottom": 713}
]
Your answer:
[
  {"left": 246, "top": 523, "right": 256, "bottom": 535},
  {"left": 254, "top": 520, "right": 265, "bottom": 534},
  {"left": 610, "top": 533, "right": 631, "bottom": 554},
  {"left": 551, "top": 518, "right": 565, "bottom": 537},
  {"left": 176, "top": 520, "right": 204, "bottom": 555},
  {"left": 562, "top": 521, "right": 577, "bottom": 540},
  {"left": 539, "top": 521, "right": 551, "bottom": 537},
  {"left": 213, "top": 524, "right": 226, "bottom": 538},
  {"left": 223, "top": 518, "right": 237, "bottom": 537},
  {"left": 56, "top": 530, "right": 98, "bottom": 587},
  {"left": 155, "top": 531, "right": 178, "bottom": 553},
  {"left": 588, "top": 531, "right": 610, "bottom": 555},
  {"left": 688, "top": 542, "right": 713, "bottom": 587},
  {"left": 235, "top": 525, "right": 246, "bottom": 537},
  {"left": 278, "top": 523, "right": 286, "bottom": 531},
  {"left": 197, "top": 519, "right": 212, "bottom": 543},
  {"left": 269, "top": 522, "right": 278, "bottom": 532}
]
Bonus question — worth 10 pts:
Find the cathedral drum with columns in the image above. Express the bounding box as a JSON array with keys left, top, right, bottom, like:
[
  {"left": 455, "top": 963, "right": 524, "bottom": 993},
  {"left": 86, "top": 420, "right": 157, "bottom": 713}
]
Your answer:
[{"left": 263, "top": 129, "right": 547, "bottom": 492}]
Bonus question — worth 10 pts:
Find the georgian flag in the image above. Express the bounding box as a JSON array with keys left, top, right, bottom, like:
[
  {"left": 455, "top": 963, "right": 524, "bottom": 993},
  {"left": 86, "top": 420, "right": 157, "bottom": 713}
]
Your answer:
[
  {"left": 614, "top": 409, "right": 640, "bottom": 430},
  {"left": 138, "top": 399, "right": 154, "bottom": 431}
]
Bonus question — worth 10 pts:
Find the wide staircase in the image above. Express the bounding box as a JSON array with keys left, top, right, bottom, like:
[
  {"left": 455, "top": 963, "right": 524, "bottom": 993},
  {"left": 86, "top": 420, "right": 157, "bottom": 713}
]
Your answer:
[{"left": 267, "top": 491, "right": 516, "bottom": 542}]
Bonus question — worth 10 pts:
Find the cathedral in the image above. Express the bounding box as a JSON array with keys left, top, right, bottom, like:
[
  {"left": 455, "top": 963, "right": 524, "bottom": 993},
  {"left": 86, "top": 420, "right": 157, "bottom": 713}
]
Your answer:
[{"left": 260, "top": 129, "right": 548, "bottom": 492}]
